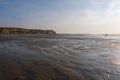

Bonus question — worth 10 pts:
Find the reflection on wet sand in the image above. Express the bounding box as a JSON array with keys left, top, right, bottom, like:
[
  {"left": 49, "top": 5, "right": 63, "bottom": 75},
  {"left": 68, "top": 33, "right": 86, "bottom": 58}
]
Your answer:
[{"left": 0, "top": 34, "right": 120, "bottom": 80}]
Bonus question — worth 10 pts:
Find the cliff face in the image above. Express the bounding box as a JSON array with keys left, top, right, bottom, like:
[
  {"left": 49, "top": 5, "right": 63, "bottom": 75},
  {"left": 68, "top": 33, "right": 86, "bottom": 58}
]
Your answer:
[{"left": 0, "top": 28, "right": 56, "bottom": 34}]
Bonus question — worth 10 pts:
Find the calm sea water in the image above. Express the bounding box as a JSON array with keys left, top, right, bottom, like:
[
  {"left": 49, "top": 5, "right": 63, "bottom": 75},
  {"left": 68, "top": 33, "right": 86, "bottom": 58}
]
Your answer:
[{"left": 0, "top": 34, "right": 120, "bottom": 80}]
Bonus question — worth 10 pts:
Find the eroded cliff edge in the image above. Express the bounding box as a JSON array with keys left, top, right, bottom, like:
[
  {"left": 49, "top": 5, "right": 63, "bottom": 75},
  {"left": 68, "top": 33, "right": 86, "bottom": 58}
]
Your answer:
[{"left": 0, "top": 27, "right": 56, "bottom": 34}]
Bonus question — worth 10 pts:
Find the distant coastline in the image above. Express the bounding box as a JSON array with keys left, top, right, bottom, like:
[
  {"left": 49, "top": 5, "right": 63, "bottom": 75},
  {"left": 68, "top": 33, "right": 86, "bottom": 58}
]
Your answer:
[{"left": 0, "top": 27, "right": 56, "bottom": 34}]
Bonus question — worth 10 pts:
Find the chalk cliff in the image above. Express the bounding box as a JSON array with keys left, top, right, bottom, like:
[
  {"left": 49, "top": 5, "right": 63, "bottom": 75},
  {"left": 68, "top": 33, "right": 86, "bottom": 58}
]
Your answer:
[{"left": 0, "top": 27, "right": 56, "bottom": 34}]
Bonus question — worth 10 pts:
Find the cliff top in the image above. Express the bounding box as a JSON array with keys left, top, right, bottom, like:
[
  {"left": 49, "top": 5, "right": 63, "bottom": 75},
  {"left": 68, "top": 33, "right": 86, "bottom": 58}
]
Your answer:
[{"left": 0, "top": 27, "right": 56, "bottom": 34}]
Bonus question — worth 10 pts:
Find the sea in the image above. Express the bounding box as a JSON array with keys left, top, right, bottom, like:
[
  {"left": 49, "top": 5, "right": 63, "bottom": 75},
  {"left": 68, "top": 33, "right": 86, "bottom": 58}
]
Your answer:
[{"left": 0, "top": 34, "right": 120, "bottom": 80}]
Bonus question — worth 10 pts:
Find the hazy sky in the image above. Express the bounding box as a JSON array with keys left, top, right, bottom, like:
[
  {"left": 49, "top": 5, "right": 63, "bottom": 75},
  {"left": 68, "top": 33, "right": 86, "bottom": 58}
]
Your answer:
[{"left": 0, "top": 0, "right": 120, "bottom": 34}]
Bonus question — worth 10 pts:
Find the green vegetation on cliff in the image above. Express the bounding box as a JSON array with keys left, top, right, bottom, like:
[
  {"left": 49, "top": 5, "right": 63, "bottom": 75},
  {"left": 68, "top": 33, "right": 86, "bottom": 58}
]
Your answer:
[{"left": 0, "top": 27, "right": 56, "bottom": 34}]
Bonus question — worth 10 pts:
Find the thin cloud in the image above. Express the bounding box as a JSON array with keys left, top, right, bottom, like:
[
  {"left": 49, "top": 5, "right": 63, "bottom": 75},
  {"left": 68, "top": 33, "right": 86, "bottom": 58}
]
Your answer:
[{"left": 0, "top": 0, "right": 120, "bottom": 33}]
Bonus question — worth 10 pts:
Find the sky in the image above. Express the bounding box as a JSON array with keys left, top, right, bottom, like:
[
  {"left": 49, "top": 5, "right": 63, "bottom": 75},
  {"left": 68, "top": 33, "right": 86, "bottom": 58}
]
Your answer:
[{"left": 0, "top": 0, "right": 120, "bottom": 34}]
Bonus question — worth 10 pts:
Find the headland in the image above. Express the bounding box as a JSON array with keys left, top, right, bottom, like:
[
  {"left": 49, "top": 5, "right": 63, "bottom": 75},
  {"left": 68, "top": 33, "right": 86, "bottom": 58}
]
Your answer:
[{"left": 0, "top": 27, "right": 56, "bottom": 34}]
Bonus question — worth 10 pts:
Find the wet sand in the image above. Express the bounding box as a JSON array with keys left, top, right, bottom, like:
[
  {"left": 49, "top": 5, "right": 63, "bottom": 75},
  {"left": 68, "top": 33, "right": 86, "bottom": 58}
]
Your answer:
[
  {"left": 0, "top": 54, "right": 81, "bottom": 80},
  {"left": 0, "top": 35, "right": 90, "bottom": 80},
  {"left": 0, "top": 34, "right": 120, "bottom": 80}
]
